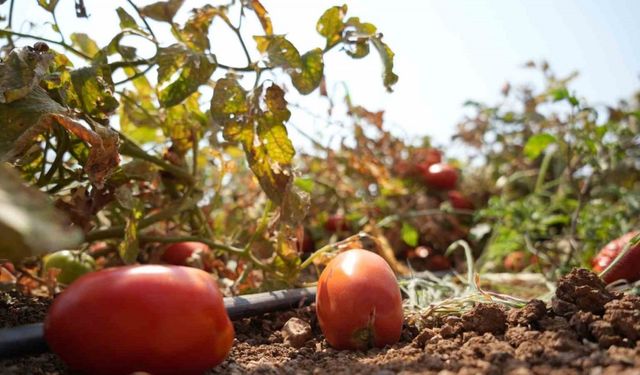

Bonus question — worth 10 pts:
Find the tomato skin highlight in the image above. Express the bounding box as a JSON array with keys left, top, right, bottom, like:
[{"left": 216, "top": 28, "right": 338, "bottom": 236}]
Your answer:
[
  {"left": 316, "top": 249, "right": 403, "bottom": 350},
  {"left": 596, "top": 232, "right": 640, "bottom": 284},
  {"left": 421, "top": 163, "right": 458, "bottom": 190},
  {"left": 44, "top": 265, "right": 234, "bottom": 375}
]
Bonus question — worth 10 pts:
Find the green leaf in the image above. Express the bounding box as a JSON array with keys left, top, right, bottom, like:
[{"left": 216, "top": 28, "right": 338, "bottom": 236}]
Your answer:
[
  {"left": 118, "top": 203, "right": 143, "bottom": 264},
  {"left": 401, "top": 222, "right": 419, "bottom": 247},
  {"left": 0, "top": 46, "right": 53, "bottom": 103},
  {"left": 116, "top": 7, "right": 146, "bottom": 34},
  {"left": 37, "top": 0, "right": 59, "bottom": 12},
  {"left": 291, "top": 48, "right": 324, "bottom": 95},
  {"left": 70, "top": 66, "right": 119, "bottom": 118},
  {"left": 294, "top": 177, "right": 315, "bottom": 193},
  {"left": 210, "top": 76, "right": 250, "bottom": 143},
  {"left": 156, "top": 44, "right": 189, "bottom": 85},
  {"left": 140, "top": 0, "right": 185, "bottom": 23},
  {"left": 70, "top": 33, "right": 100, "bottom": 59},
  {"left": 316, "top": 5, "right": 347, "bottom": 49},
  {"left": 371, "top": 37, "right": 398, "bottom": 92},
  {"left": 159, "top": 53, "right": 216, "bottom": 108},
  {"left": 254, "top": 35, "right": 302, "bottom": 70},
  {"left": 524, "top": 133, "right": 557, "bottom": 160},
  {"left": 0, "top": 164, "right": 82, "bottom": 262}
]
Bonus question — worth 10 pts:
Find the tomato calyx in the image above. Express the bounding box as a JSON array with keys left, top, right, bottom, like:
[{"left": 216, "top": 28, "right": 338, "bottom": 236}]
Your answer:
[{"left": 350, "top": 308, "right": 377, "bottom": 350}]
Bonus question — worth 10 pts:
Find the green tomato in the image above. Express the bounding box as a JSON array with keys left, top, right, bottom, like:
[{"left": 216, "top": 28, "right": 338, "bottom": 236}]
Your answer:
[{"left": 43, "top": 250, "right": 96, "bottom": 285}]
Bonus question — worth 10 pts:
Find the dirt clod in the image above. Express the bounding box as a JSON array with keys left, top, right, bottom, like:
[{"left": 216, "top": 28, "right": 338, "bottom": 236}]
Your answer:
[
  {"left": 552, "top": 268, "right": 615, "bottom": 316},
  {"left": 461, "top": 303, "right": 507, "bottom": 335},
  {"left": 282, "top": 317, "right": 312, "bottom": 348}
]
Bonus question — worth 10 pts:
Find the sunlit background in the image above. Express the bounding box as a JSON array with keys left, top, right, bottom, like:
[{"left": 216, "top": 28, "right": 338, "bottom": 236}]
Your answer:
[{"left": 6, "top": 0, "right": 640, "bottom": 155}]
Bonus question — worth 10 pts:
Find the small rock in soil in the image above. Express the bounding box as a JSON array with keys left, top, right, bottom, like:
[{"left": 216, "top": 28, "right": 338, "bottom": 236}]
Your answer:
[
  {"left": 282, "top": 317, "right": 312, "bottom": 348},
  {"left": 508, "top": 299, "right": 547, "bottom": 327}
]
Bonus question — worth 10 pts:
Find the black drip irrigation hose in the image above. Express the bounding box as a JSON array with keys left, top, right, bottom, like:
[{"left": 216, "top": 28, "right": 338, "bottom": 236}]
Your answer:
[{"left": 0, "top": 286, "right": 317, "bottom": 359}]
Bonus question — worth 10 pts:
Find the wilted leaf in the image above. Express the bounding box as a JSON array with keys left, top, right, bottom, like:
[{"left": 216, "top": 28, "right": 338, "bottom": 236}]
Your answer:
[
  {"left": 371, "top": 37, "right": 399, "bottom": 92},
  {"left": 159, "top": 53, "right": 216, "bottom": 107},
  {"left": 180, "top": 5, "right": 227, "bottom": 52},
  {"left": 140, "top": 0, "right": 185, "bottom": 22},
  {"left": 0, "top": 86, "right": 66, "bottom": 161},
  {"left": 401, "top": 222, "right": 419, "bottom": 247},
  {"left": 70, "top": 33, "right": 100, "bottom": 58},
  {"left": 0, "top": 46, "right": 53, "bottom": 103},
  {"left": 163, "top": 93, "right": 206, "bottom": 154},
  {"left": 343, "top": 17, "right": 376, "bottom": 58},
  {"left": 0, "top": 164, "right": 82, "bottom": 262},
  {"left": 37, "top": 0, "right": 60, "bottom": 12},
  {"left": 524, "top": 133, "right": 556, "bottom": 160},
  {"left": 250, "top": 0, "right": 273, "bottom": 35},
  {"left": 316, "top": 5, "right": 347, "bottom": 49},
  {"left": 118, "top": 203, "right": 143, "bottom": 264},
  {"left": 291, "top": 48, "right": 324, "bottom": 95}
]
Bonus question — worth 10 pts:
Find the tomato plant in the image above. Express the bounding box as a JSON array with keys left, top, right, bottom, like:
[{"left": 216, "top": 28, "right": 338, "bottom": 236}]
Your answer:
[
  {"left": 421, "top": 163, "right": 458, "bottom": 190},
  {"left": 44, "top": 265, "right": 234, "bottom": 375},
  {"left": 43, "top": 250, "right": 95, "bottom": 285},
  {"left": 316, "top": 249, "right": 403, "bottom": 350},
  {"left": 161, "top": 241, "right": 212, "bottom": 271}
]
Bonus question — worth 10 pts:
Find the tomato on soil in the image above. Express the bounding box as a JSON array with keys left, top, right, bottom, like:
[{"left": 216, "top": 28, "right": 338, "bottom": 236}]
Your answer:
[
  {"left": 1, "top": 262, "right": 15, "bottom": 274},
  {"left": 44, "top": 265, "right": 234, "bottom": 375},
  {"left": 316, "top": 249, "right": 403, "bottom": 350},
  {"left": 595, "top": 231, "right": 640, "bottom": 284},
  {"left": 325, "top": 214, "right": 350, "bottom": 233},
  {"left": 425, "top": 254, "right": 452, "bottom": 271},
  {"left": 447, "top": 190, "right": 474, "bottom": 210},
  {"left": 43, "top": 250, "right": 96, "bottom": 285},
  {"left": 420, "top": 163, "right": 458, "bottom": 190},
  {"left": 503, "top": 251, "right": 538, "bottom": 272},
  {"left": 161, "top": 241, "right": 212, "bottom": 271}
]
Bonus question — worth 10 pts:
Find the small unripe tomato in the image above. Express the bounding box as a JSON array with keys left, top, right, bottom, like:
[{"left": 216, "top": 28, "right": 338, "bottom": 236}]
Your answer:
[
  {"left": 43, "top": 250, "right": 95, "bottom": 285},
  {"left": 316, "top": 249, "right": 403, "bottom": 350},
  {"left": 44, "top": 265, "right": 234, "bottom": 375},
  {"left": 421, "top": 163, "right": 458, "bottom": 190},
  {"left": 161, "top": 241, "right": 212, "bottom": 271},
  {"left": 325, "top": 214, "right": 350, "bottom": 233},
  {"left": 447, "top": 190, "right": 474, "bottom": 210}
]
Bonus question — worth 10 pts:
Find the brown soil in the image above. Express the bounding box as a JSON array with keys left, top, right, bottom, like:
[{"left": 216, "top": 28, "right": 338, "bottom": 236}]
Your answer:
[{"left": 1, "top": 268, "right": 640, "bottom": 375}]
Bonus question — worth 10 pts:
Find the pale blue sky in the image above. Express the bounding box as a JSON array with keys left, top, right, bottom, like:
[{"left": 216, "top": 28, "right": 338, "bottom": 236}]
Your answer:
[{"left": 6, "top": 0, "right": 640, "bottom": 153}]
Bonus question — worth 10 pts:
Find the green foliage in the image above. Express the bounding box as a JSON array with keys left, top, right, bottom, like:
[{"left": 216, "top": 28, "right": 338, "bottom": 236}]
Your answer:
[{"left": 457, "top": 62, "right": 640, "bottom": 274}]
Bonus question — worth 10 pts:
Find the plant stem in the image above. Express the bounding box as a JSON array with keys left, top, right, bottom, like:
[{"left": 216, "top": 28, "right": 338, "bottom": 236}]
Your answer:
[
  {"left": 119, "top": 138, "right": 195, "bottom": 184},
  {"left": 0, "top": 29, "right": 91, "bottom": 60},
  {"left": 126, "top": 0, "right": 157, "bottom": 41}
]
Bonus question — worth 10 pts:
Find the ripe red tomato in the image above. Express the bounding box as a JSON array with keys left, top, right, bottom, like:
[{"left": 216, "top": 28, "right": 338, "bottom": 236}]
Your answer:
[
  {"left": 503, "top": 251, "right": 538, "bottom": 272},
  {"left": 420, "top": 163, "right": 458, "bottom": 190},
  {"left": 447, "top": 190, "right": 474, "bottom": 210},
  {"left": 161, "top": 241, "right": 212, "bottom": 271},
  {"left": 316, "top": 249, "right": 403, "bottom": 350},
  {"left": 414, "top": 148, "right": 442, "bottom": 167},
  {"left": 1, "top": 262, "right": 15, "bottom": 274},
  {"left": 325, "top": 214, "right": 350, "bottom": 233},
  {"left": 44, "top": 265, "right": 234, "bottom": 375},
  {"left": 594, "top": 231, "right": 640, "bottom": 283}
]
